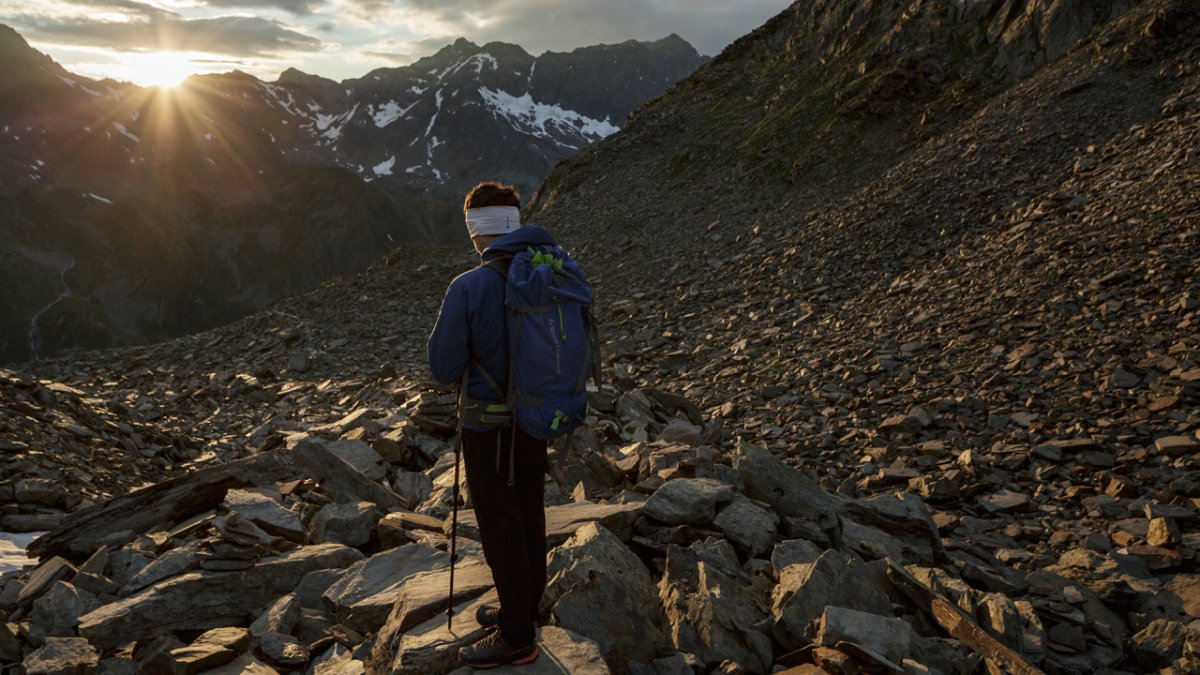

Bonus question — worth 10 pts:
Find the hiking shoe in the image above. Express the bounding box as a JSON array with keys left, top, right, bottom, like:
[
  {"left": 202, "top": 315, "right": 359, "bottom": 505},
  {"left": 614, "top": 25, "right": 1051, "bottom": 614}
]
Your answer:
[
  {"left": 475, "top": 603, "right": 500, "bottom": 628},
  {"left": 459, "top": 630, "right": 538, "bottom": 669}
]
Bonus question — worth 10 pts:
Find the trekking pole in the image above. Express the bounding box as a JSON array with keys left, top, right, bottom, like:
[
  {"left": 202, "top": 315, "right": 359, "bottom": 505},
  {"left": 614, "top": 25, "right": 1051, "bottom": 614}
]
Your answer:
[{"left": 447, "top": 371, "right": 468, "bottom": 629}]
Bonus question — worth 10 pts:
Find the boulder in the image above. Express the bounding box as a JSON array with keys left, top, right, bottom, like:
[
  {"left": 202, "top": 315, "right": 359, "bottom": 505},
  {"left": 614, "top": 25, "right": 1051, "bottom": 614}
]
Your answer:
[
  {"left": 816, "top": 606, "right": 913, "bottom": 668},
  {"left": 713, "top": 496, "right": 778, "bottom": 558},
  {"left": 309, "top": 501, "right": 383, "bottom": 548},
  {"left": 121, "top": 541, "right": 203, "bottom": 595},
  {"left": 28, "top": 581, "right": 101, "bottom": 644},
  {"left": 327, "top": 440, "right": 387, "bottom": 481},
  {"left": 658, "top": 543, "right": 773, "bottom": 672},
  {"left": 733, "top": 441, "right": 840, "bottom": 544},
  {"left": 258, "top": 631, "right": 309, "bottom": 669},
  {"left": 643, "top": 478, "right": 734, "bottom": 526},
  {"left": 541, "top": 522, "right": 669, "bottom": 667},
  {"left": 772, "top": 550, "right": 891, "bottom": 651},
  {"left": 1128, "top": 618, "right": 1188, "bottom": 668},
  {"left": 23, "top": 637, "right": 100, "bottom": 675},
  {"left": 169, "top": 627, "right": 249, "bottom": 673},
  {"left": 367, "top": 590, "right": 497, "bottom": 674},
  {"left": 323, "top": 544, "right": 469, "bottom": 634},
  {"left": 249, "top": 592, "right": 301, "bottom": 638},
  {"left": 78, "top": 544, "right": 363, "bottom": 648},
  {"left": 200, "top": 653, "right": 281, "bottom": 675}
]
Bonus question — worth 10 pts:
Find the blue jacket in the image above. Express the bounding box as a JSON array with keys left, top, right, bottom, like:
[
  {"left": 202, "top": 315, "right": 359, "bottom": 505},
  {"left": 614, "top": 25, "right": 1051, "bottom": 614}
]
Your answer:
[{"left": 427, "top": 225, "right": 560, "bottom": 406}]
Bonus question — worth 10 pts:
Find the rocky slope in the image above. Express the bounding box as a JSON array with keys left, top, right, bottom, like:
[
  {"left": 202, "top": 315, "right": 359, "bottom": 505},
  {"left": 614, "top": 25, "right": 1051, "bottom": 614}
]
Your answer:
[
  {"left": 0, "top": 26, "right": 705, "bottom": 364},
  {"left": 0, "top": 0, "right": 1198, "bottom": 673}
]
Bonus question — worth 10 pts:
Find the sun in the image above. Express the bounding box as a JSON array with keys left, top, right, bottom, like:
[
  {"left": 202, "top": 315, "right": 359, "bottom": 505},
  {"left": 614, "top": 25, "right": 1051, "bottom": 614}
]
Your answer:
[{"left": 133, "top": 51, "right": 195, "bottom": 89}]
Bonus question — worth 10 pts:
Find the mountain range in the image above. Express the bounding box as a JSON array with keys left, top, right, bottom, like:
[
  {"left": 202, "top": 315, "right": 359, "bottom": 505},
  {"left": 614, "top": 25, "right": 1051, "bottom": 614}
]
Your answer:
[{"left": 0, "top": 26, "right": 707, "bottom": 364}]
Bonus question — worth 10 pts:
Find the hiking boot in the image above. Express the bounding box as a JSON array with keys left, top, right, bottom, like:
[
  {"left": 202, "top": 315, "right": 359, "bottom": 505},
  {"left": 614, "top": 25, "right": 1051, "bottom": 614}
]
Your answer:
[
  {"left": 475, "top": 603, "right": 500, "bottom": 628},
  {"left": 459, "top": 630, "right": 538, "bottom": 669}
]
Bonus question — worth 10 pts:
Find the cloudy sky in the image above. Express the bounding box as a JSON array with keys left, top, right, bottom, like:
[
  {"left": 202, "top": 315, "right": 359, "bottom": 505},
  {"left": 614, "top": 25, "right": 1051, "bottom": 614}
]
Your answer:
[{"left": 0, "top": 0, "right": 793, "bottom": 87}]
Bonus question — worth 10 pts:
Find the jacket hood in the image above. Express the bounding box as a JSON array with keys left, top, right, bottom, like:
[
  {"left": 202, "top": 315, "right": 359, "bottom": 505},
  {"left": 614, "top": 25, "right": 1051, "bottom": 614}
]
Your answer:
[{"left": 482, "top": 224, "right": 557, "bottom": 258}]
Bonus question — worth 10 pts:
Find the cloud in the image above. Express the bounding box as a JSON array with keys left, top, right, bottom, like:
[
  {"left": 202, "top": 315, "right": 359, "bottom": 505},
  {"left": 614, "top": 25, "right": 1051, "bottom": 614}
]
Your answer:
[
  {"left": 199, "top": 0, "right": 326, "bottom": 16},
  {"left": 16, "top": 14, "right": 325, "bottom": 56}
]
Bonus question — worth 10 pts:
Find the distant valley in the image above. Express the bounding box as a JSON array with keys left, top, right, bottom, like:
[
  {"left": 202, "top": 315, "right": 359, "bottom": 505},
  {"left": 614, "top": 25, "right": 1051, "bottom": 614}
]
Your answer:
[{"left": 0, "top": 26, "right": 706, "bottom": 363}]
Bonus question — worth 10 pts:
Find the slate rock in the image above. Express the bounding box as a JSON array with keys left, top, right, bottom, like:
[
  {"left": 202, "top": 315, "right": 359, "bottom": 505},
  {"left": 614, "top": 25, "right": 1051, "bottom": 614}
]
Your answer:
[
  {"left": 323, "top": 544, "right": 455, "bottom": 634},
  {"left": 309, "top": 501, "right": 383, "bottom": 548},
  {"left": 541, "top": 522, "right": 670, "bottom": 667},
  {"left": 249, "top": 592, "right": 301, "bottom": 638},
  {"left": 367, "top": 589, "right": 497, "bottom": 674},
  {"left": 170, "top": 627, "right": 250, "bottom": 673},
  {"left": 23, "top": 637, "right": 100, "bottom": 675},
  {"left": 453, "top": 500, "right": 643, "bottom": 547},
  {"left": 772, "top": 550, "right": 891, "bottom": 651},
  {"left": 658, "top": 543, "right": 772, "bottom": 672},
  {"left": 643, "top": 478, "right": 734, "bottom": 526},
  {"left": 1128, "top": 618, "right": 1188, "bottom": 668},
  {"left": 258, "top": 631, "right": 309, "bottom": 669},
  {"left": 817, "top": 606, "right": 913, "bottom": 668},
  {"left": 712, "top": 495, "right": 778, "bottom": 559},
  {"left": 223, "top": 489, "right": 306, "bottom": 542},
  {"left": 733, "top": 440, "right": 839, "bottom": 542},
  {"left": 29, "top": 581, "right": 101, "bottom": 644}
]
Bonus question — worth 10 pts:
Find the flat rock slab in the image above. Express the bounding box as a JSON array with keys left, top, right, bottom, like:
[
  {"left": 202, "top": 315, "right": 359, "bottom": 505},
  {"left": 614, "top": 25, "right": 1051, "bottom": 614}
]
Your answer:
[
  {"left": 201, "top": 653, "right": 281, "bottom": 675},
  {"left": 368, "top": 589, "right": 498, "bottom": 674},
  {"left": 370, "top": 555, "right": 495, "bottom": 656},
  {"left": 451, "top": 501, "right": 643, "bottom": 547},
  {"left": 223, "top": 489, "right": 306, "bottom": 542},
  {"left": 446, "top": 626, "right": 610, "bottom": 675},
  {"left": 643, "top": 478, "right": 734, "bottom": 526},
  {"left": 324, "top": 544, "right": 456, "bottom": 634},
  {"left": 78, "top": 544, "right": 363, "bottom": 648}
]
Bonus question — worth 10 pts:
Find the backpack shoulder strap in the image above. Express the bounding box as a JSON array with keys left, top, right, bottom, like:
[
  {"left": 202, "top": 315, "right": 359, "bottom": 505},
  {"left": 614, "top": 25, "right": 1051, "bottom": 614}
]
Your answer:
[{"left": 481, "top": 254, "right": 513, "bottom": 278}]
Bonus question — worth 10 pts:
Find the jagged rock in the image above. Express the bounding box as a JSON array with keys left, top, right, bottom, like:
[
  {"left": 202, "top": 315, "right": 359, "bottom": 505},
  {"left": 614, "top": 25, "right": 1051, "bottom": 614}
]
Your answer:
[
  {"left": 327, "top": 440, "right": 387, "bottom": 481},
  {"left": 291, "top": 438, "right": 403, "bottom": 510},
  {"left": 28, "top": 581, "right": 101, "bottom": 644},
  {"left": 378, "top": 510, "right": 444, "bottom": 549},
  {"left": 258, "top": 631, "right": 309, "bottom": 669},
  {"left": 367, "top": 589, "right": 497, "bottom": 674},
  {"left": 772, "top": 550, "right": 891, "bottom": 651},
  {"left": 169, "top": 627, "right": 250, "bottom": 673},
  {"left": 1128, "top": 618, "right": 1188, "bottom": 668},
  {"left": 201, "top": 653, "right": 280, "bottom": 674},
  {"left": 78, "top": 544, "right": 363, "bottom": 647},
  {"left": 541, "top": 522, "right": 669, "bottom": 667},
  {"left": 362, "top": 549, "right": 494, "bottom": 660},
  {"left": 18, "top": 556, "right": 76, "bottom": 605},
  {"left": 249, "top": 592, "right": 301, "bottom": 638},
  {"left": 23, "top": 637, "right": 100, "bottom": 675},
  {"left": 816, "top": 606, "right": 913, "bottom": 669},
  {"left": 323, "top": 543, "right": 473, "bottom": 634},
  {"left": 712, "top": 495, "right": 778, "bottom": 558},
  {"left": 771, "top": 539, "right": 823, "bottom": 574},
  {"left": 96, "top": 657, "right": 139, "bottom": 674},
  {"left": 453, "top": 500, "right": 643, "bottom": 547},
  {"left": 642, "top": 478, "right": 734, "bottom": 526},
  {"left": 223, "top": 489, "right": 306, "bottom": 542},
  {"left": 121, "top": 541, "right": 202, "bottom": 595},
  {"left": 733, "top": 441, "right": 839, "bottom": 544},
  {"left": 658, "top": 542, "right": 772, "bottom": 672},
  {"left": 309, "top": 501, "right": 383, "bottom": 548}
]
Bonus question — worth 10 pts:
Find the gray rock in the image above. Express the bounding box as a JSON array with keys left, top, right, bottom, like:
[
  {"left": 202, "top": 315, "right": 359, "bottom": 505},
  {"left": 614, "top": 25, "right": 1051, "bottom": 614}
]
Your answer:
[
  {"left": 309, "top": 501, "right": 383, "bottom": 548},
  {"left": 296, "top": 569, "right": 349, "bottom": 609},
  {"left": 771, "top": 539, "right": 823, "bottom": 575},
  {"left": 324, "top": 544, "right": 490, "bottom": 635},
  {"left": 733, "top": 440, "right": 839, "bottom": 543},
  {"left": 772, "top": 550, "right": 891, "bottom": 651},
  {"left": 658, "top": 543, "right": 772, "bottom": 672},
  {"left": 391, "top": 470, "right": 433, "bottom": 510},
  {"left": 250, "top": 593, "right": 301, "bottom": 638},
  {"left": 170, "top": 627, "right": 249, "bottom": 673},
  {"left": 200, "top": 653, "right": 280, "bottom": 674},
  {"left": 96, "top": 657, "right": 139, "bottom": 675},
  {"left": 24, "top": 637, "right": 100, "bottom": 675},
  {"left": 78, "top": 544, "right": 363, "bottom": 648},
  {"left": 541, "top": 522, "right": 669, "bottom": 667},
  {"left": 713, "top": 496, "right": 779, "bottom": 558},
  {"left": 224, "top": 489, "right": 306, "bottom": 543},
  {"left": 367, "top": 589, "right": 497, "bottom": 674},
  {"left": 327, "top": 440, "right": 386, "bottom": 481},
  {"left": 121, "top": 541, "right": 203, "bottom": 595},
  {"left": 658, "top": 418, "right": 702, "bottom": 446},
  {"left": 816, "top": 606, "right": 913, "bottom": 668},
  {"left": 643, "top": 478, "right": 734, "bottom": 526},
  {"left": 29, "top": 581, "right": 101, "bottom": 644},
  {"left": 259, "top": 631, "right": 309, "bottom": 669}
]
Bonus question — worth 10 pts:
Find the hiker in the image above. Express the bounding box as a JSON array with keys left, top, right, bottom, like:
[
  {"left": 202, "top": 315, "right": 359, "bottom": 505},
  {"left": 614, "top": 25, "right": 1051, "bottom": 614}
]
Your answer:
[{"left": 428, "top": 181, "right": 596, "bottom": 668}]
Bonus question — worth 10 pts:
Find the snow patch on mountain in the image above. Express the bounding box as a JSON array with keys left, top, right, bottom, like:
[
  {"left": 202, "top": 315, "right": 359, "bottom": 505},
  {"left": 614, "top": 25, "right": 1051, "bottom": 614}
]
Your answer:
[
  {"left": 113, "top": 123, "right": 140, "bottom": 143},
  {"left": 425, "top": 90, "right": 443, "bottom": 137},
  {"left": 477, "top": 88, "right": 619, "bottom": 147},
  {"left": 369, "top": 100, "right": 416, "bottom": 128},
  {"left": 373, "top": 155, "right": 396, "bottom": 176},
  {"left": 314, "top": 104, "right": 358, "bottom": 142}
]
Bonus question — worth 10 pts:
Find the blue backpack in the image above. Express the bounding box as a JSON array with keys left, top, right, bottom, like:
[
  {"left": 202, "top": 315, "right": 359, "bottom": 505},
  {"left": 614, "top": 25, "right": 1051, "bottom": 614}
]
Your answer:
[{"left": 483, "top": 243, "right": 600, "bottom": 443}]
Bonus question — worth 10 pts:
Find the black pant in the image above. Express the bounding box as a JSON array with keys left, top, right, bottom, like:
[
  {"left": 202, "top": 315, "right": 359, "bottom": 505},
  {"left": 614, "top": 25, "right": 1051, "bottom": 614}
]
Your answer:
[{"left": 461, "top": 425, "right": 548, "bottom": 645}]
